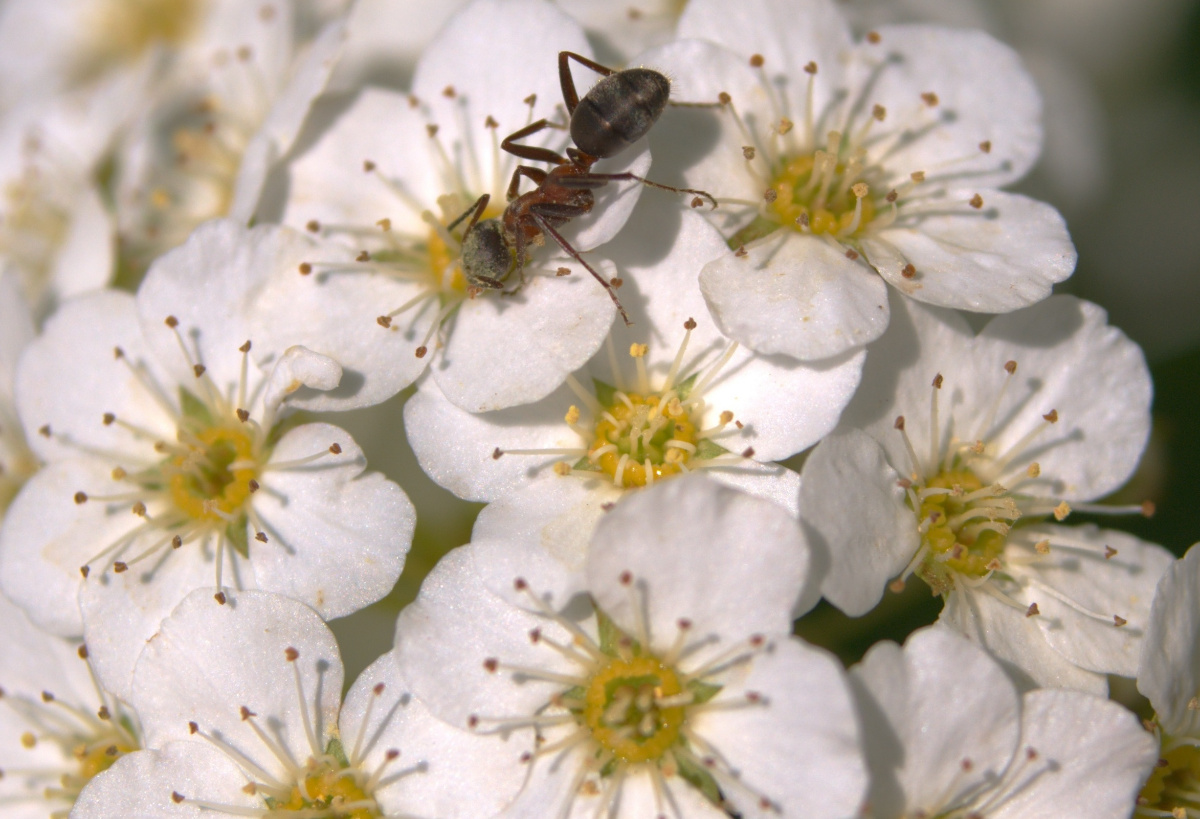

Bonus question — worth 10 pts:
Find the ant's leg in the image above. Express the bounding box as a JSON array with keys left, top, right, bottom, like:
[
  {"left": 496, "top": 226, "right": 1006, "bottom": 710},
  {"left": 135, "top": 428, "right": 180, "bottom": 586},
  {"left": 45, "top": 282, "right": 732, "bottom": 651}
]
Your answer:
[
  {"left": 532, "top": 212, "right": 631, "bottom": 326},
  {"left": 569, "top": 172, "right": 719, "bottom": 209},
  {"left": 506, "top": 166, "right": 549, "bottom": 202},
  {"left": 558, "top": 51, "right": 617, "bottom": 113},
  {"left": 445, "top": 193, "right": 490, "bottom": 233},
  {"left": 501, "top": 119, "right": 568, "bottom": 165}
]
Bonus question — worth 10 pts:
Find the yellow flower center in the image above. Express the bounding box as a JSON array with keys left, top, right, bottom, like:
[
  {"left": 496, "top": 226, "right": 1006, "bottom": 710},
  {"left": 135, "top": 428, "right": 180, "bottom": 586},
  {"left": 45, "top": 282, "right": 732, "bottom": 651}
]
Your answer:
[
  {"left": 267, "top": 756, "right": 381, "bottom": 819},
  {"left": 589, "top": 390, "right": 699, "bottom": 488},
  {"left": 167, "top": 423, "right": 258, "bottom": 523},
  {"left": 915, "top": 469, "right": 1011, "bottom": 595},
  {"left": 766, "top": 152, "right": 878, "bottom": 236},
  {"left": 1139, "top": 736, "right": 1200, "bottom": 817},
  {"left": 583, "top": 654, "right": 687, "bottom": 764},
  {"left": 74, "top": 733, "right": 138, "bottom": 784}
]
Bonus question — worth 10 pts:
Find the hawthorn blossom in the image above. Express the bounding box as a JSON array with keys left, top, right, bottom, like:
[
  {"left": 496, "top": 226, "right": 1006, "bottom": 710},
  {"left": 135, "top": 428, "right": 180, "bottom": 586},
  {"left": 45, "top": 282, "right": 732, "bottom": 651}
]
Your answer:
[
  {"left": 0, "top": 272, "right": 37, "bottom": 516},
  {"left": 641, "top": 0, "right": 1075, "bottom": 360},
  {"left": 851, "top": 626, "right": 1157, "bottom": 819},
  {"left": 405, "top": 211, "right": 863, "bottom": 561},
  {"left": 1135, "top": 543, "right": 1200, "bottom": 818},
  {"left": 0, "top": 220, "right": 415, "bottom": 700},
  {"left": 0, "top": 593, "right": 141, "bottom": 819},
  {"left": 554, "top": 0, "right": 685, "bottom": 64},
  {"left": 73, "top": 588, "right": 520, "bottom": 819},
  {"left": 395, "top": 477, "right": 864, "bottom": 818},
  {"left": 269, "top": 0, "right": 667, "bottom": 412},
  {"left": 800, "top": 293, "right": 1174, "bottom": 692},
  {"left": 114, "top": 1, "right": 348, "bottom": 273}
]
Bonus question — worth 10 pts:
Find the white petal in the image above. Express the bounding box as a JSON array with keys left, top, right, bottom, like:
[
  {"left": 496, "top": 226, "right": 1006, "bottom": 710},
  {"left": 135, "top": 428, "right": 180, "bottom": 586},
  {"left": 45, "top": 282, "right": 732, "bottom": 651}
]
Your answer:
[
  {"left": 16, "top": 290, "right": 174, "bottom": 464},
  {"left": 939, "top": 585, "right": 1107, "bottom": 694},
  {"left": 700, "top": 233, "right": 890, "bottom": 360},
  {"left": 589, "top": 476, "right": 810, "bottom": 650},
  {"left": 49, "top": 181, "right": 116, "bottom": 303},
  {"left": 867, "top": 191, "right": 1075, "bottom": 313},
  {"left": 694, "top": 638, "right": 866, "bottom": 819},
  {"left": 130, "top": 589, "right": 343, "bottom": 775},
  {"left": 866, "top": 25, "right": 1043, "bottom": 187},
  {"left": 431, "top": 260, "right": 616, "bottom": 412},
  {"left": 987, "top": 689, "right": 1158, "bottom": 819},
  {"left": 72, "top": 742, "right": 258, "bottom": 819},
  {"left": 1138, "top": 542, "right": 1200, "bottom": 732},
  {"left": 801, "top": 430, "right": 918, "bottom": 617},
  {"left": 341, "top": 650, "right": 527, "bottom": 819},
  {"left": 851, "top": 627, "right": 1019, "bottom": 817},
  {"left": 1008, "top": 524, "right": 1173, "bottom": 678},
  {"left": 261, "top": 346, "right": 343, "bottom": 414},
  {"left": 252, "top": 422, "right": 414, "bottom": 619},
  {"left": 0, "top": 270, "right": 34, "bottom": 404}
]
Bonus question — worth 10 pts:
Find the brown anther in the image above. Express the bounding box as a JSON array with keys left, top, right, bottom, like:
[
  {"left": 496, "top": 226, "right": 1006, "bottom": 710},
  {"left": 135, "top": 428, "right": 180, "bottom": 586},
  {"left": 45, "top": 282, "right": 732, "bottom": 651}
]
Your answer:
[
  {"left": 298, "top": 262, "right": 313, "bottom": 275},
  {"left": 764, "top": 188, "right": 777, "bottom": 203},
  {"left": 425, "top": 124, "right": 439, "bottom": 138},
  {"left": 1142, "top": 500, "right": 1156, "bottom": 517},
  {"left": 377, "top": 218, "right": 392, "bottom": 231},
  {"left": 255, "top": 532, "right": 268, "bottom": 543},
  {"left": 523, "top": 94, "right": 537, "bottom": 106},
  {"left": 236, "top": 408, "right": 250, "bottom": 422},
  {"left": 610, "top": 277, "right": 623, "bottom": 289},
  {"left": 132, "top": 502, "right": 147, "bottom": 517},
  {"left": 845, "top": 249, "right": 859, "bottom": 261},
  {"left": 684, "top": 317, "right": 697, "bottom": 330},
  {"left": 98, "top": 705, "right": 111, "bottom": 721},
  {"left": 492, "top": 447, "right": 503, "bottom": 460},
  {"left": 415, "top": 345, "right": 428, "bottom": 358},
  {"left": 921, "top": 92, "right": 939, "bottom": 107},
  {"left": 1035, "top": 540, "right": 1050, "bottom": 554},
  {"left": 284, "top": 647, "right": 299, "bottom": 662},
  {"left": 932, "top": 373, "right": 944, "bottom": 389},
  {"left": 376, "top": 315, "right": 392, "bottom": 328},
  {"left": 305, "top": 219, "right": 320, "bottom": 233},
  {"left": 677, "top": 618, "right": 692, "bottom": 631},
  {"left": 484, "top": 115, "right": 499, "bottom": 129},
  {"left": 513, "top": 578, "right": 528, "bottom": 590},
  {"left": 601, "top": 502, "right": 615, "bottom": 511},
  {"left": 742, "top": 146, "right": 756, "bottom": 160},
  {"left": 741, "top": 447, "right": 755, "bottom": 458},
  {"left": 172, "top": 536, "right": 183, "bottom": 549},
  {"left": 961, "top": 758, "right": 974, "bottom": 772},
  {"left": 112, "top": 467, "right": 127, "bottom": 480},
  {"left": 363, "top": 160, "right": 376, "bottom": 172},
  {"left": 248, "top": 480, "right": 259, "bottom": 493},
  {"left": 619, "top": 570, "right": 633, "bottom": 586},
  {"left": 113, "top": 562, "right": 128, "bottom": 573},
  {"left": 804, "top": 61, "right": 817, "bottom": 74},
  {"left": 749, "top": 634, "right": 765, "bottom": 647},
  {"left": 172, "top": 792, "right": 185, "bottom": 804},
  {"left": 735, "top": 420, "right": 744, "bottom": 429},
  {"left": 1114, "top": 615, "right": 1128, "bottom": 627},
  {"left": 911, "top": 171, "right": 926, "bottom": 183},
  {"left": 1104, "top": 545, "right": 1118, "bottom": 559},
  {"left": 1043, "top": 410, "right": 1059, "bottom": 423},
  {"left": 114, "top": 347, "right": 125, "bottom": 359},
  {"left": 901, "top": 263, "right": 916, "bottom": 279},
  {"left": 872, "top": 104, "right": 887, "bottom": 122},
  {"left": 894, "top": 416, "right": 906, "bottom": 430},
  {"left": 193, "top": 364, "right": 206, "bottom": 378},
  {"left": 690, "top": 196, "right": 704, "bottom": 208},
  {"left": 356, "top": 250, "right": 371, "bottom": 262},
  {"left": 239, "top": 340, "right": 252, "bottom": 353},
  {"left": 236, "top": 45, "right": 252, "bottom": 62},
  {"left": 442, "top": 85, "right": 456, "bottom": 98},
  {"left": 749, "top": 54, "right": 765, "bottom": 67},
  {"left": 734, "top": 245, "right": 748, "bottom": 258},
  {"left": 778, "top": 117, "right": 794, "bottom": 134},
  {"left": 74, "top": 491, "right": 88, "bottom": 504},
  {"left": 329, "top": 443, "right": 342, "bottom": 455},
  {"left": 886, "top": 189, "right": 898, "bottom": 203},
  {"left": 866, "top": 30, "right": 882, "bottom": 43},
  {"left": 556, "top": 266, "right": 571, "bottom": 276},
  {"left": 373, "top": 683, "right": 386, "bottom": 696},
  {"left": 969, "top": 194, "right": 984, "bottom": 209},
  {"left": 483, "top": 658, "right": 499, "bottom": 673},
  {"left": 718, "top": 92, "right": 732, "bottom": 105},
  {"left": 1025, "top": 602, "right": 1040, "bottom": 617},
  {"left": 165, "top": 316, "right": 179, "bottom": 328},
  {"left": 188, "top": 721, "right": 199, "bottom": 734},
  {"left": 979, "top": 140, "right": 992, "bottom": 153},
  {"left": 215, "top": 591, "right": 227, "bottom": 604},
  {"left": 80, "top": 565, "right": 90, "bottom": 578},
  {"left": 102, "top": 412, "right": 116, "bottom": 426},
  {"left": 240, "top": 706, "right": 256, "bottom": 721},
  {"left": 407, "top": 95, "right": 419, "bottom": 107},
  {"left": 77, "top": 644, "right": 89, "bottom": 660}
]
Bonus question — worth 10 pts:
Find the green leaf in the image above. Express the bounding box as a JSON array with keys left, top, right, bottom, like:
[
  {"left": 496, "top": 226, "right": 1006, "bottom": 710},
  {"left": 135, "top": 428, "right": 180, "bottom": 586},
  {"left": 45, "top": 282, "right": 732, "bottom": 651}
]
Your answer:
[
  {"left": 676, "top": 749, "right": 724, "bottom": 807},
  {"left": 178, "top": 388, "right": 213, "bottom": 427},
  {"left": 674, "top": 372, "right": 699, "bottom": 402},
  {"left": 693, "top": 438, "right": 729, "bottom": 461},
  {"left": 595, "top": 606, "right": 624, "bottom": 657},
  {"left": 572, "top": 457, "right": 603, "bottom": 473},
  {"left": 226, "top": 519, "right": 250, "bottom": 559},
  {"left": 592, "top": 378, "right": 617, "bottom": 408},
  {"left": 325, "top": 737, "right": 350, "bottom": 767},
  {"left": 686, "top": 679, "right": 723, "bottom": 705}
]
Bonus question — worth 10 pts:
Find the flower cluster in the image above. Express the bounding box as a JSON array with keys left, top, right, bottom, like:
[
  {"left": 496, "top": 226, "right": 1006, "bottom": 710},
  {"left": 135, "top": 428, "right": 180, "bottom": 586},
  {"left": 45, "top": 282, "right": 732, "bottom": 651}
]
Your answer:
[{"left": 0, "top": 0, "right": 1187, "bottom": 817}]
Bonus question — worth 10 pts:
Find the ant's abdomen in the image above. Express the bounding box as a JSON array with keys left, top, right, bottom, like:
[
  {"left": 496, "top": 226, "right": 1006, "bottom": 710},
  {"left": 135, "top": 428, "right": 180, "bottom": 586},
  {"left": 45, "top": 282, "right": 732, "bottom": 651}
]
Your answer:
[{"left": 571, "top": 68, "right": 670, "bottom": 159}]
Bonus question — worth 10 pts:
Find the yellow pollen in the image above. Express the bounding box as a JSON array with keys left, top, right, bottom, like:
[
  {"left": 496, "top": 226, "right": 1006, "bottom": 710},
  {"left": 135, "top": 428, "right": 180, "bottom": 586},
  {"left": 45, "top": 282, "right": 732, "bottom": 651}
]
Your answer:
[
  {"left": 915, "top": 469, "right": 1011, "bottom": 594},
  {"left": 1139, "top": 739, "right": 1200, "bottom": 817},
  {"left": 764, "top": 150, "right": 879, "bottom": 238},
  {"left": 583, "top": 655, "right": 686, "bottom": 764},
  {"left": 590, "top": 392, "right": 698, "bottom": 487},
  {"left": 75, "top": 736, "right": 137, "bottom": 783},
  {"left": 268, "top": 757, "right": 380, "bottom": 818},
  {"left": 167, "top": 424, "right": 257, "bottom": 522}
]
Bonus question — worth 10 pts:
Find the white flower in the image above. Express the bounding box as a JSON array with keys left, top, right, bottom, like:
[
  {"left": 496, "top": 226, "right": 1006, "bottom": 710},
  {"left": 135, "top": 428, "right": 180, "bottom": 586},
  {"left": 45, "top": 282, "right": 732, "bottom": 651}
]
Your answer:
[
  {"left": 114, "top": 2, "right": 347, "bottom": 272},
  {"left": 0, "top": 592, "right": 141, "bottom": 819},
  {"left": 554, "top": 0, "right": 685, "bottom": 65},
  {"left": 0, "top": 220, "right": 415, "bottom": 701},
  {"left": 0, "top": 272, "right": 37, "bottom": 516},
  {"left": 852, "top": 626, "right": 1158, "bottom": 819},
  {"left": 394, "top": 477, "right": 865, "bottom": 818},
  {"left": 1135, "top": 542, "right": 1200, "bottom": 817},
  {"left": 800, "top": 293, "right": 1174, "bottom": 692},
  {"left": 269, "top": 0, "right": 669, "bottom": 412},
  {"left": 640, "top": 0, "right": 1075, "bottom": 360},
  {"left": 405, "top": 211, "right": 862, "bottom": 563},
  {"left": 0, "top": 94, "right": 117, "bottom": 320},
  {"left": 73, "top": 588, "right": 520, "bottom": 819}
]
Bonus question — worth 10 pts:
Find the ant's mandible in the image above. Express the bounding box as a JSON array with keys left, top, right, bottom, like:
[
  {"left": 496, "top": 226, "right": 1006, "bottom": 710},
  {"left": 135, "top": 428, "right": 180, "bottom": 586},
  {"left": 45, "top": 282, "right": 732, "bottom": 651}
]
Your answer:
[{"left": 453, "top": 51, "right": 717, "bottom": 325}]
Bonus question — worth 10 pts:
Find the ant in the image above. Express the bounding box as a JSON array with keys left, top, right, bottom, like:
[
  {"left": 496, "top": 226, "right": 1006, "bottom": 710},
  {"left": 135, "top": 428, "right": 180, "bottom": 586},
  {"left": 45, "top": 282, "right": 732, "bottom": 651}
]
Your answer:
[{"left": 451, "top": 51, "right": 717, "bottom": 325}]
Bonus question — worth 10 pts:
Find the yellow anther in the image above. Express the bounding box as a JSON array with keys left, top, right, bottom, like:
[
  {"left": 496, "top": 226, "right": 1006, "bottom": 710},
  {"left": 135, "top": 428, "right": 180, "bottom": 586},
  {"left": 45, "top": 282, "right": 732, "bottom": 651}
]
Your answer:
[{"left": 629, "top": 343, "right": 649, "bottom": 358}]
